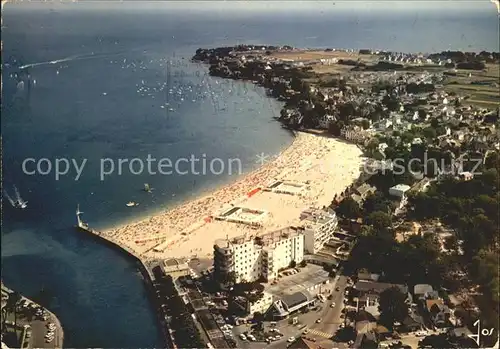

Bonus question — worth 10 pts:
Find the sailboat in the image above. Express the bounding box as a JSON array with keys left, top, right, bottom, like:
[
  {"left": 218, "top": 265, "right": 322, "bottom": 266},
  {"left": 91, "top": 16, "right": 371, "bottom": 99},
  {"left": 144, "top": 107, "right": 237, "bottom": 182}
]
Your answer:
[
  {"left": 143, "top": 183, "right": 153, "bottom": 193},
  {"left": 75, "top": 204, "right": 90, "bottom": 232},
  {"left": 4, "top": 186, "right": 28, "bottom": 209},
  {"left": 13, "top": 186, "right": 28, "bottom": 209}
]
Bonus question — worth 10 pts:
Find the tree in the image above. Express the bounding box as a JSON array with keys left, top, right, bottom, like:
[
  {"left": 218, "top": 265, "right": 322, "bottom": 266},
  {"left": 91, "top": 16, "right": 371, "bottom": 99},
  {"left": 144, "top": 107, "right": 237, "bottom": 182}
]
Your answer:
[
  {"left": 333, "top": 326, "right": 356, "bottom": 342},
  {"left": 253, "top": 311, "right": 265, "bottom": 331},
  {"left": 361, "top": 119, "right": 371, "bottom": 130},
  {"left": 423, "top": 127, "right": 437, "bottom": 140},
  {"left": 336, "top": 197, "right": 361, "bottom": 219},
  {"left": 289, "top": 260, "right": 297, "bottom": 268},
  {"left": 299, "top": 260, "right": 307, "bottom": 268},
  {"left": 366, "top": 211, "right": 392, "bottom": 230},
  {"left": 363, "top": 192, "right": 392, "bottom": 215},
  {"left": 443, "top": 235, "right": 459, "bottom": 252},
  {"left": 378, "top": 287, "right": 409, "bottom": 330}
]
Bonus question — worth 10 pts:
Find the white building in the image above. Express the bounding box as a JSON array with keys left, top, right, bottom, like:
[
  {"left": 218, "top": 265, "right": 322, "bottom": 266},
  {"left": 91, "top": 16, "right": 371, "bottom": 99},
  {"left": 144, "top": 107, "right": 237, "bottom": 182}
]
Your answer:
[
  {"left": 388, "top": 184, "right": 411, "bottom": 199},
  {"left": 247, "top": 291, "right": 274, "bottom": 314},
  {"left": 296, "top": 208, "right": 338, "bottom": 254},
  {"left": 213, "top": 227, "right": 304, "bottom": 284}
]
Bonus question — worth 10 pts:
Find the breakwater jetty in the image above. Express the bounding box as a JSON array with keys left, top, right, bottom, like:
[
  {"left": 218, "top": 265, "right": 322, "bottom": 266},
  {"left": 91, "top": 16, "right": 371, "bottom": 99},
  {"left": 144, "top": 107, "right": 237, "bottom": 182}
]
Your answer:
[{"left": 75, "top": 219, "right": 174, "bottom": 348}]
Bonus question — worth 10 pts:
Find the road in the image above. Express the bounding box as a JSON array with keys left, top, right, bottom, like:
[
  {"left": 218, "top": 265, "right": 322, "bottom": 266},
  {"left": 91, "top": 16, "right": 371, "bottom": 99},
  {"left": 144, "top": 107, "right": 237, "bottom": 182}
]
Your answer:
[
  {"left": 234, "top": 274, "right": 350, "bottom": 349},
  {"left": 309, "top": 275, "right": 348, "bottom": 340}
]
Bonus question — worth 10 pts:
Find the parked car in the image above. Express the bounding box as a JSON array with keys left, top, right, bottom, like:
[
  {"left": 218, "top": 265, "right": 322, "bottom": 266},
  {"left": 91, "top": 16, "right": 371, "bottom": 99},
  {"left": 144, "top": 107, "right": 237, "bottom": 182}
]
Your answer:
[
  {"left": 316, "top": 319, "right": 322, "bottom": 323},
  {"left": 287, "top": 337, "right": 295, "bottom": 343},
  {"left": 330, "top": 302, "right": 336, "bottom": 308}
]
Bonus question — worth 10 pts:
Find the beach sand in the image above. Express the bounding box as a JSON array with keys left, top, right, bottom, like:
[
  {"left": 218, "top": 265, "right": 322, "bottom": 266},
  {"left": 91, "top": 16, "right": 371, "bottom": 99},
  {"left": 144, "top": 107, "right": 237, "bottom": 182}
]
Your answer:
[{"left": 102, "top": 132, "right": 364, "bottom": 261}]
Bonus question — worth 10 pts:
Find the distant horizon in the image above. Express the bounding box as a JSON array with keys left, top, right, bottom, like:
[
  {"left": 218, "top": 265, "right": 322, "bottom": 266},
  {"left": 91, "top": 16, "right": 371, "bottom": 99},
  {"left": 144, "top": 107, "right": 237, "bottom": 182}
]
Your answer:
[{"left": 4, "top": 0, "right": 497, "bottom": 12}]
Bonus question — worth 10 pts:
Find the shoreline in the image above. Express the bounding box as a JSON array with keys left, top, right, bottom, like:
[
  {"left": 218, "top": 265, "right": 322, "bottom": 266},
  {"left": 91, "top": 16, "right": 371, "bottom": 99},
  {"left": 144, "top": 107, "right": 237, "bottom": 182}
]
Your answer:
[
  {"left": 95, "top": 128, "right": 296, "bottom": 233},
  {"left": 99, "top": 130, "right": 363, "bottom": 262}
]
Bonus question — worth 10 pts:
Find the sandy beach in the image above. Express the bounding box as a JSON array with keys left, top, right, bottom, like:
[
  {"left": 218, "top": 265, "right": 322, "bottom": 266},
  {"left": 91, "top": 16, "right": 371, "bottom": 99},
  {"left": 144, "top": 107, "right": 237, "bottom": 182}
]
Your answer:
[{"left": 102, "top": 132, "right": 364, "bottom": 261}]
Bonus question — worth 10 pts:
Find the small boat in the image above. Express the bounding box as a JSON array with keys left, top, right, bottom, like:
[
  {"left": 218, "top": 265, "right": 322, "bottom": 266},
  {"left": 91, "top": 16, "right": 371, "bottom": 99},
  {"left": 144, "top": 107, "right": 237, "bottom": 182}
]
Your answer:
[
  {"left": 143, "top": 183, "right": 153, "bottom": 193},
  {"left": 126, "top": 202, "right": 139, "bottom": 207},
  {"left": 5, "top": 186, "right": 28, "bottom": 209}
]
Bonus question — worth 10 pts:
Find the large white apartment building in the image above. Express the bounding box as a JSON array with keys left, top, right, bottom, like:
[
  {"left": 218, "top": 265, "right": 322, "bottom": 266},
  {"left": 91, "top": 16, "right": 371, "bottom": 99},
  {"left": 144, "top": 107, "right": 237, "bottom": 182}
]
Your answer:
[
  {"left": 297, "top": 208, "right": 338, "bottom": 254},
  {"left": 213, "top": 227, "right": 304, "bottom": 284}
]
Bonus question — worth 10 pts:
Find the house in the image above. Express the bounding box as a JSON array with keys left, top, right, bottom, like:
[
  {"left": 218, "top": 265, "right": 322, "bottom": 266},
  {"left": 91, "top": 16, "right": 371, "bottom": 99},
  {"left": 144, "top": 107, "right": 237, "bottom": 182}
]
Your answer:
[
  {"left": 458, "top": 171, "right": 474, "bottom": 181},
  {"left": 402, "top": 309, "right": 425, "bottom": 332},
  {"left": 375, "top": 119, "right": 393, "bottom": 131},
  {"left": 426, "top": 299, "right": 451, "bottom": 327},
  {"left": 388, "top": 184, "right": 411, "bottom": 199},
  {"left": 234, "top": 291, "right": 274, "bottom": 315},
  {"left": 350, "top": 182, "right": 377, "bottom": 206},
  {"left": 160, "top": 258, "right": 190, "bottom": 279},
  {"left": 353, "top": 331, "right": 378, "bottom": 349},
  {"left": 412, "top": 138, "right": 423, "bottom": 145},
  {"left": 413, "top": 284, "right": 434, "bottom": 300},
  {"left": 357, "top": 272, "right": 381, "bottom": 282},
  {"left": 355, "top": 309, "right": 377, "bottom": 333},
  {"left": 353, "top": 281, "right": 411, "bottom": 317},
  {"left": 266, "top": 291, "right": 314, "bottom": 320},
  {"left": 378, "top": 143, "right": 389, "bottom": 154}
]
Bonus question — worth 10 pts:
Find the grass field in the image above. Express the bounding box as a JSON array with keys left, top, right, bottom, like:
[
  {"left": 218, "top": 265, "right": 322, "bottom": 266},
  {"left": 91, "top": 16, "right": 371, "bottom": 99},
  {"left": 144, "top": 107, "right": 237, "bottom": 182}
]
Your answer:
[{"left": 444, "top": 64, "right": 499, "bottom": 108}]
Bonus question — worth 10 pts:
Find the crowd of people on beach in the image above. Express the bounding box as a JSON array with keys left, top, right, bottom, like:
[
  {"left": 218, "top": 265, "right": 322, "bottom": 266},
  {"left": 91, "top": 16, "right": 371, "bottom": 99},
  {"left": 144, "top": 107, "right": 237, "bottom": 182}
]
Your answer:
[{"left": 102, "top": 133, "right": 363, "bottom": 260}]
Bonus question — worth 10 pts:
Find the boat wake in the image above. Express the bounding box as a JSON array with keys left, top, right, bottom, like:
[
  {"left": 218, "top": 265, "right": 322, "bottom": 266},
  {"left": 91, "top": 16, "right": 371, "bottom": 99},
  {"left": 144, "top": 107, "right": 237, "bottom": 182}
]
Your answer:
[
  {"left": 3, "top": 186, "right": 28, "bottom": 209},
  {"left": 18, "top": 52, "right": 118, "bottom": 70}
]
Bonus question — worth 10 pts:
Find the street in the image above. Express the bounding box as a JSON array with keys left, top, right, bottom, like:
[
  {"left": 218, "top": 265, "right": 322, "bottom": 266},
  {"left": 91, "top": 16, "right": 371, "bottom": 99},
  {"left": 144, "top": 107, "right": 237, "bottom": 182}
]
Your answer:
[{"left": 231, "top": 274, "right": 350, "bottom": 349}]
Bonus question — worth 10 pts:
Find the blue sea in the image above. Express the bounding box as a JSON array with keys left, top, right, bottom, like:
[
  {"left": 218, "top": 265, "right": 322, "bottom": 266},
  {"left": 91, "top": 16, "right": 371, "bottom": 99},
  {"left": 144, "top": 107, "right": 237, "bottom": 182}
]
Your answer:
[{"left": 1, "top": 2, "right": 498, "bottom": 347}]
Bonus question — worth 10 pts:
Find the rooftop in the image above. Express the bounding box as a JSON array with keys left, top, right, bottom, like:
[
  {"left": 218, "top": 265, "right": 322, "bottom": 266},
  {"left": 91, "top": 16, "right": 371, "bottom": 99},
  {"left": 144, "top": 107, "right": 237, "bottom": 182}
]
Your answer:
[
  {"left": 353, "top": 281, "right": 408, "bottom": 294},
  {"left": 214, "top": 226, "right": 302, "bottom": 249},
  {"left": 389, "top": 184, "right": 411, "bottom": 192},
  {"left": 265, "top": 264, "right": 330, "bottom": 298},
  {"left": 282, "top": 291, "right": 311, "bottom": 309}
]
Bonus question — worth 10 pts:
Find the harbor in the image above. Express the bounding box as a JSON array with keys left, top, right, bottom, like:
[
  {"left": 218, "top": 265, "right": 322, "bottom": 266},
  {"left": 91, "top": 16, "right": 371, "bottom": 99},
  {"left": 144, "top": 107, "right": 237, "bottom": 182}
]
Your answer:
[{"left": 1, "top": 283, "right": 64, "bottom": 349}]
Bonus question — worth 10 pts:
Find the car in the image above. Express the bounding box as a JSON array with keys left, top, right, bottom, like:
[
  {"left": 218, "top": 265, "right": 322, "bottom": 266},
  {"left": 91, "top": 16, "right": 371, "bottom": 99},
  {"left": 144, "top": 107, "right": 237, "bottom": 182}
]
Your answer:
[
  {"left": 330, "top": 302, "right": 336, "bottom": 308},
  {"left": 239, "top": 333, "right": 247, "bottom": 341},
  {"left": 287, "top": 337, "right": 295, "bottom": 343},
  {"left": 335, "top": 286, "right": 340, "bottom": 291},
  {"left": 316, "top": 319, "right": 322, "bottom": 323}
]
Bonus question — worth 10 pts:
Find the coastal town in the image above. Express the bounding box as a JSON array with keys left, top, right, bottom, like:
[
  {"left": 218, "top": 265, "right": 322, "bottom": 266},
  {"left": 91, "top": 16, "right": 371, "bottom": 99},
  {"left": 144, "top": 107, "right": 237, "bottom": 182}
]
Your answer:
[
  {"left": 91, "top": 46, "right": 499, "bottom": 349},
  {"left": 2, "top": 43, "right": 498, "bottom": 349}
]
